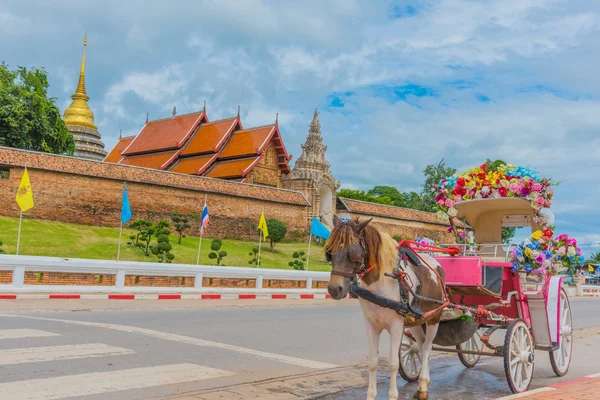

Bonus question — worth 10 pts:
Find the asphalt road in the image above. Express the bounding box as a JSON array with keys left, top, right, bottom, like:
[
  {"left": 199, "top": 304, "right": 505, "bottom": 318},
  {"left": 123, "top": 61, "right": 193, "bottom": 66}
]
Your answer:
[{"left": 0, "top": 297, "right": 599, "bottom": 400}]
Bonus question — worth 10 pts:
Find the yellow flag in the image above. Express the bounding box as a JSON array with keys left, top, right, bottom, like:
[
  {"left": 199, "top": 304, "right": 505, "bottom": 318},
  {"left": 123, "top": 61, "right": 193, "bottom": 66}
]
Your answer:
[
  {"left": 258, "top": 212, "right": 269, "bottom": 240},
  {"left": 16, "top": 168, "right": 34, "bottom": 212},
  {"left": 590, "top": 265, "right": 595, "bottom": 272}
]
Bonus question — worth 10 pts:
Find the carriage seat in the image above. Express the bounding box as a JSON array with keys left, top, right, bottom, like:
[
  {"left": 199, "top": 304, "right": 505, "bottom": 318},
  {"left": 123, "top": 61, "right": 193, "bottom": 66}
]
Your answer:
[{"left": 434, "top": 256, "right": 503, "bottom": 298}]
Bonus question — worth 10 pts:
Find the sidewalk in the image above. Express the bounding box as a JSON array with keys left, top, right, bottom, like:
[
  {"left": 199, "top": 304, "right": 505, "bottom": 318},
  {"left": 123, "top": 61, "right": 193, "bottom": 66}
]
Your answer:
[{"left": 498, "top": 374, "right": 600, "bottom": 400}]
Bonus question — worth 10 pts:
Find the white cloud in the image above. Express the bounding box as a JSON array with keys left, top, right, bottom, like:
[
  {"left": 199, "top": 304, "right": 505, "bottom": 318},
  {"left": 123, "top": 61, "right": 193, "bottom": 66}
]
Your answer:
[{"left": 103, "top": 65, "right": 188, "bottom": 118}]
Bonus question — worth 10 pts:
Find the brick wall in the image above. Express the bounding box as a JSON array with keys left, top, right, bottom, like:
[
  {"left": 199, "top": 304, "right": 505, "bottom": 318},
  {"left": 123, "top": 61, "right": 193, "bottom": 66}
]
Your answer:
[
  {"left": 0, "top": 147, "right": 309, "bottom": 240},
  {"left": 4, "top": 271, "right": 324, "bottom": 289}
]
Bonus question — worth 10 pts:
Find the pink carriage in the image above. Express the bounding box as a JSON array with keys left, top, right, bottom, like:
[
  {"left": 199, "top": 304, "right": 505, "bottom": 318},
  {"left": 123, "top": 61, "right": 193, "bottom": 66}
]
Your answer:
[{"left": 398, "top": 197, "right": 573, "bottom": 394}]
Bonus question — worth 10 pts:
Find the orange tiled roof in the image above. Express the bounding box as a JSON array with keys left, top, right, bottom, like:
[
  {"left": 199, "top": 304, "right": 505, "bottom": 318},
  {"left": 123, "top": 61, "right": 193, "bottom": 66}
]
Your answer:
[
  {"left": 219, "top": 125, "right": 274, "bottom": 159},
  {"left": 104, "top": 136, "right": 134, "bottom": 163},
  {"left": 118, "top": 150, "right": 177, "bottom": 170},
  {"left": 105, "top": 109, "right": 293, "bottom": 181},
  {"left": 204, "top": 157, "right": 260, "bottom": 179},
  {"left": 181, "top": 117, "right": 239, "bottom": 156},
  {"left": 338, "top": 197, "right": 466, "bottom": 227},
  {"left": 122, "top": 111, "right": 206, "bottom": 155},
  {"left": 169, "top": 154, "right": 217, "bottom": 175}
]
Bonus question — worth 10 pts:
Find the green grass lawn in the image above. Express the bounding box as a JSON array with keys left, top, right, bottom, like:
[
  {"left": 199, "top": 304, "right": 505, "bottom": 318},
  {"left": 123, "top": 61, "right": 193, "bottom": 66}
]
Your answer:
[{"left": 0, "top": 216, "right": 331, "bottom": 272}]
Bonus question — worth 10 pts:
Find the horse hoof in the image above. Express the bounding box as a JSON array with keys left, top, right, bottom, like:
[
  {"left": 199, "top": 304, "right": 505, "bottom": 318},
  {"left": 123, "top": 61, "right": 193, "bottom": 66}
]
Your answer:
[{"left": 414, "top": 391, "right": 428, "bottom": 400}]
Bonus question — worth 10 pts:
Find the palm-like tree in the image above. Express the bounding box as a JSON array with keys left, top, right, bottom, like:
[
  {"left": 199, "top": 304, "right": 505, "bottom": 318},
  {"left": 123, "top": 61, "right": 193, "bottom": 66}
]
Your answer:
[{"left": 585, "top": 252, "right": 600, "bottom": 265}]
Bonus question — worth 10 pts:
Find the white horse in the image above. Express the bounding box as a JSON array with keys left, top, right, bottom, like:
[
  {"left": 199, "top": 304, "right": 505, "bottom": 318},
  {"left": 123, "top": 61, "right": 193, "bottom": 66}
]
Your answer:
[{"left": 325, "top": 217, "right": 446, "bottom": 400}]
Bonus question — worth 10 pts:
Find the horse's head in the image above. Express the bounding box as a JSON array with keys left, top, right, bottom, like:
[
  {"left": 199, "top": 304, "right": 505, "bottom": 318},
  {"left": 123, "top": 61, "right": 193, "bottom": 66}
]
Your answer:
[{"left": 325, "top": 216, "right": 378, "bottom": 299}]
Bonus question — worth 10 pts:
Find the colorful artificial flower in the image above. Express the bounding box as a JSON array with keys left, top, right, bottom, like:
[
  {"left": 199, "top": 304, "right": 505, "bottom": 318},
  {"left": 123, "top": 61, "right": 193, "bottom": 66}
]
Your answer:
[
  {"left": 435, "top": 160, "right": 555, "bottom": 231},
  {"left": 552, "top": 234, "right": 583, "bottom": 276}
]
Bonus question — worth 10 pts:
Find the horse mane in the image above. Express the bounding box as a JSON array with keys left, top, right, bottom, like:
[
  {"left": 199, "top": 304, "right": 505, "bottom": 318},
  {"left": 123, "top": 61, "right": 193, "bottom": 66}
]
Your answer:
[{"left": 324, "top": 219, "right": 398, "bottom": 278}]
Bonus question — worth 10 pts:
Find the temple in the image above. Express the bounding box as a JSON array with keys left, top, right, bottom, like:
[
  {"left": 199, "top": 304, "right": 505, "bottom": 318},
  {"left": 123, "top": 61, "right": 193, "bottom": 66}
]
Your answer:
[
  {"left": 283, "top": 109, "right": 339, "bottom": 227},
  {"left": 63, "top": 34, "right": 108, "bottom": 161},
  {"left": 104, "top": 106, "right": 293, "bottom": 187}
]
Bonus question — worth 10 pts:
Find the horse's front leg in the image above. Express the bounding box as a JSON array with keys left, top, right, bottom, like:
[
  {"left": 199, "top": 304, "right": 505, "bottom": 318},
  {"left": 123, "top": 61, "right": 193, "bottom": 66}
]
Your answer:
[
  {"left": 415, "top": 322, "right": 439, "bottom": 400},
  {"left": 387, "top": 317, "right": 405, "bottom": 400},
  {"left": 364, "top": 320, "right": 382, "bottom": 400}
]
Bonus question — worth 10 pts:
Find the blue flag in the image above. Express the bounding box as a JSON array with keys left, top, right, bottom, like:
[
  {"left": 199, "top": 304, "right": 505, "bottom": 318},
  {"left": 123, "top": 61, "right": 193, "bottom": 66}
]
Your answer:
[
  {"left": 310, "top": 217, "right": 330, "bottom": 239},
  {"left": 121, "top": 183, "right": 132, "bottom": 224}
]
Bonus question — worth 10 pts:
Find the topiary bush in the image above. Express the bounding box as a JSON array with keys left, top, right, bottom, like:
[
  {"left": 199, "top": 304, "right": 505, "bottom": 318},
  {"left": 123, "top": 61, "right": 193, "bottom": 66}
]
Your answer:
[
  {"left": 288, "top": 251, "right": 307, "bottom": 270},
  {"left": 209, "top": 239, "right": 227, "bottom": 266},
  {"left": 171, "top": 213, "right": 191, "bottom": 244},
  {"left": 151, "top": 234, "right": 175, "bottom": 263},
  {"left": 248, "top": 247, "right": 260, "bottom": 267}
]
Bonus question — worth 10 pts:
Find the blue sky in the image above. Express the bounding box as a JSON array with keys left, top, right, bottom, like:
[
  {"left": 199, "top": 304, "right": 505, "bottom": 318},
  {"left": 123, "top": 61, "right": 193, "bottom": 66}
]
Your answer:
[{"left": 1, "top": 0, "right": 599, "bottom": 256}]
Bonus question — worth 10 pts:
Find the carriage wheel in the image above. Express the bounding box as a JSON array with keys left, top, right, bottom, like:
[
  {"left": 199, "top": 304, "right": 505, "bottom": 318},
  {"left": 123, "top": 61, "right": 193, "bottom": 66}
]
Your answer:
[
  {"left": 503, "top": 319, "right": 535, "bottom": 394},
  {"left": 549, "top": 288, "right": 573, "bottom": 376},
  {"left": 398, "top": 330, "right": 422, "bottom": 382},
  {"left": 457, "top": 328, "right": 483, "bottom": 368}
]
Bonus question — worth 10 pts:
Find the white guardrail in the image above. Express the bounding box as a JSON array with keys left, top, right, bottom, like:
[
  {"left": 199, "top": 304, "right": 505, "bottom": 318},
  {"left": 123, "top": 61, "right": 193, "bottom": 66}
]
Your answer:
[{"left": 0, "top": 255, "right": 331, "bottom": 294}]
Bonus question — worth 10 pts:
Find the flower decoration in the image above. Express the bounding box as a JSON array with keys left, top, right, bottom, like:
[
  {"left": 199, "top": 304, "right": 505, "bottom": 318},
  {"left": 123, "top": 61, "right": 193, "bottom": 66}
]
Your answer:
[
  {"left": 511, "top": 230, "right": 553, "bottom": 275},
  {"left": 552, "top": 234, "right": 584, "bottom": 276},
  {"left": 435, "top": 160, "right": 555, "bottom": 230}
]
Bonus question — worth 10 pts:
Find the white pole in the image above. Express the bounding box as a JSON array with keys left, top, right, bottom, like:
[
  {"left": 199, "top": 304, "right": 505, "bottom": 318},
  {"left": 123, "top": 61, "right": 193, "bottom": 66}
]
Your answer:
[
  {"left": 117, "top": 221, "right": 123, "bottom": 261},
  {"left": 257, "top": 208, "right": 264, "bottom": 267},
  {"left": 306, "top": 233, "right": 313, "bottom": 271},
  {"left": 196, "top": 194, "right": 207, "bottom": 265},
  {"left": 257, "top": 229, "right": 263, "bottom": 268},
  {"left": 16, "top": 211, "right": 23, "bottom": 256}
]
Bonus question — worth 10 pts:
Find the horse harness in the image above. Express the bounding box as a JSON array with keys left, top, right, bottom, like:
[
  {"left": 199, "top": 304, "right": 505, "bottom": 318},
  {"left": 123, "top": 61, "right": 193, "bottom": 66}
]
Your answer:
[{"left": 327, "top": 237, "right": 375, "bottom": 283}]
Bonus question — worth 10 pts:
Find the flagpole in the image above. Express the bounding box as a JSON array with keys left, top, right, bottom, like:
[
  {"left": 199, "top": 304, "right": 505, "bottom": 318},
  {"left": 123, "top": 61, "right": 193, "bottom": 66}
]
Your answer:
[
  {"left": 257, "top": 208, "right": 264, "bottom": 267},
  {"left": 196, "top": 194, "right": 207, "bottom": 265},
  {"left": 16, "top": 211, "right": 23, "bottom": 256},
  {"left": 306, "top": 232, "right": 312, "bottom": 271},
  {"left": 117, "top": 221, "right": 123, "bottom": 261}
]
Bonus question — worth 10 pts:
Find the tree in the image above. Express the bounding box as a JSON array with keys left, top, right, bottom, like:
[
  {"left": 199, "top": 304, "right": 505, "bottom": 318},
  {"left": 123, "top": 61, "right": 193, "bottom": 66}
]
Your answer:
[
  {"left": 128, "top": 219, "right": 153, "bottom": 256},
  {"left": 501, "top": 227, "right": 517, "bottom": 244},
  {"left": 266, "top": 218, "right": 287, "bottom": 251},
  {"left": 170, "top": 213, "right": 191, "bottom": 244},
  {"left": 337, "top": 188, "right": 394, "bottom": 206},
  {"left": 585, "top": 252, "right": 600, "bottom": 265},
  {"left": 420, "top": 159, "right": 457, "bottom": 212},
  {"left": 288, "top": 251, "right": 307, "bottom": 270},
  {"left": 151, "top": 234, "right": 175, "bottom": 263},
  {"left": 368, "top": 185, "right": 423, "bottom": 209},
  {"left": 0, "top": 63, "right": 75, "bottom": 155},
  {"left": 208, "top": 239, "right": 227, "bottom": 266}
]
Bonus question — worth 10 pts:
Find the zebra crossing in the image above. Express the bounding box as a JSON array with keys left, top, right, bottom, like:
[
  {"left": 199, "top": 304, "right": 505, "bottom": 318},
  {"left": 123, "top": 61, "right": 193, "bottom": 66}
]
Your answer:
[{"left": 0, "top": 328, "right": 235, "bottom": 400}]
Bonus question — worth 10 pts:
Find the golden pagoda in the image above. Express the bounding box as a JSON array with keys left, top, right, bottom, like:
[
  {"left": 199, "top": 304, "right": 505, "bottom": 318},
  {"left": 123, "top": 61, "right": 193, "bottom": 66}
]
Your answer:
[{"left": 63, "top": 33, "right": 107, "bottom": 161}]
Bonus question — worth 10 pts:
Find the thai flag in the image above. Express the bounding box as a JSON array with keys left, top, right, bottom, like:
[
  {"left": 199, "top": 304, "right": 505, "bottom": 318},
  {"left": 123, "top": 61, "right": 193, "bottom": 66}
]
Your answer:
[{"left": 200, "top": 202, "right": 209, "bottom": 235}]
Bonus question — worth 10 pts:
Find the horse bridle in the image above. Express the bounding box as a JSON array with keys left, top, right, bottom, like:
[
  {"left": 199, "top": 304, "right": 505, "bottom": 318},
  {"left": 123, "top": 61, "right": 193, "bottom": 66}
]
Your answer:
[{"left": 327, "top": 237, "right": 373, "bottom": 282}]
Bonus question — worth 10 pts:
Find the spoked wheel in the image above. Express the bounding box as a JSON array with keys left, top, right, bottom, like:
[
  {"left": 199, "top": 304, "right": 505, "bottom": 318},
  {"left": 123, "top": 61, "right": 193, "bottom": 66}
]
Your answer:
[
  {"left": 503, "top": 319, "right": 535, "bottom": 394},
  {"left": 398, "top": 330, "right": 422, "bottom": 382},
  {"left": 549, "top": 288, "right": 573, "bottom": 376},
  {"left": 457, "top": 328, "right": 483, "bottom": 368}
]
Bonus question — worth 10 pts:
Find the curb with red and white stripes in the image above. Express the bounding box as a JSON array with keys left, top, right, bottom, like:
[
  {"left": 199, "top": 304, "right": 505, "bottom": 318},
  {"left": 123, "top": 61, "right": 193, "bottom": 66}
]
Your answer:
[
  {"left": 0, "top": 293, "right": 348, "bottom": 300},
  {"left": 497, "top": 372, "right": 600, "bottom": 399}
]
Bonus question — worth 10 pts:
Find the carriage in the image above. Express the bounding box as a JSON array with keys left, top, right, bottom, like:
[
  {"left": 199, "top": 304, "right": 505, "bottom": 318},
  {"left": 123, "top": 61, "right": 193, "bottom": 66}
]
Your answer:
[{"left": 397, "top": 197, "right": 573, "bottom": 394}]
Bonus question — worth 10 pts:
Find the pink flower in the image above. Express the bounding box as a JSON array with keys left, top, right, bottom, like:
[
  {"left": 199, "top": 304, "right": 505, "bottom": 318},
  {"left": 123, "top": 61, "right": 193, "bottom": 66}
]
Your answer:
[
  {"left": 544, "top": 200, "right": 551, "bottom": 208},
  {"left": 535, "top": 253, "right": 546, "bottom": 264},
  {"left": 445, "top": 199, "right": 454, "bottom": 208},
  {"left": 536, "top": 197, "right": 544, "bottom": 205},
  {"left": 454, "top": 195, "right": 462, "bottom": 203},
  {"left": 566, "top": 238, "right": 576, "bottom": 246},
  {"left": 509, "top": 183, "right": 520, "bottom": 193},
  {"left": 532, "top": 183, "right": 543, "bottom": 192},
  {"left": 437, "top": 200, "right": 445, "bottom": 206}
]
